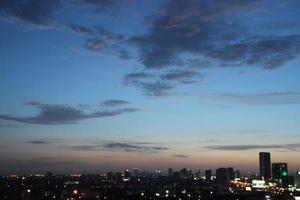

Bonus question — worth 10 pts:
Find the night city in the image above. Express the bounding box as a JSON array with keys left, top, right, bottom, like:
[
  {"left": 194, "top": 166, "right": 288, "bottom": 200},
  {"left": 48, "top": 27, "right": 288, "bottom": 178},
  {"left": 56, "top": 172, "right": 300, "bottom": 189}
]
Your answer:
[{"left": 0, "top": 0, "right": 300, "bottom": 199}]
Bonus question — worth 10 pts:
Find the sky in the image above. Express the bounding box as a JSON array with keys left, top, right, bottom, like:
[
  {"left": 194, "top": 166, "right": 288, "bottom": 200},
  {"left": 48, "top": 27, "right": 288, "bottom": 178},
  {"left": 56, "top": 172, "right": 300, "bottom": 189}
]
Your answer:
[{"left": 0, "top": 0, "right": 300, "bottom": 175}]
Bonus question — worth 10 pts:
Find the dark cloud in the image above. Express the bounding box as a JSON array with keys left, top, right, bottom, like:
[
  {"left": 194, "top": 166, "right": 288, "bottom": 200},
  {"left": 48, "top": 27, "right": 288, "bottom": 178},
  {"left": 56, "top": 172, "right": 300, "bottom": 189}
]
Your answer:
[
  {"left": 0, "top": 0, "right": 61, "bottom": 26},
  {"left": 206, "top": 91, "right": 300, "bottom": 105},
  {"left": 101, "top": 99, "right": 130, "bottom": 107},
  {"left": 211, "top": 35, "right": 300, "bottom": 70},
  {"left": 135, "top": 81, "right": 174, "bottom": 97},
  {"left": 172, "top": 154, "right": 189, "bottom": 158},
  {"left": 0, "top": 101, "right": 140, "bottom": 125},
  {"left": 123, "top": 72, "right": 155, "bottom": 82},
  {"left": 67, "top": 24, "right": 94, "bottom": 35},
  {"left": 205, "top": 143, "right": 300, "bottom": 151},
  {"left": 76, "top": 25, "right": 126, "bottom": 56},
  {"left": 160, "top": 70, "right": 202, "bottom": 83},
  {"left": 126, "top": 0, "right": 300, "bottom": 95},
  {"left": 130, "top": 0, "right": 258, "bottom": 69},
  {"left": 78, "top": 0, "right": 121, "bottom": 11},
  {"left": 27, "top": 140, "right": 48, "bottom": 144},
  {"left": 71, "top": 142, "right": 170, "bottom": 153}
]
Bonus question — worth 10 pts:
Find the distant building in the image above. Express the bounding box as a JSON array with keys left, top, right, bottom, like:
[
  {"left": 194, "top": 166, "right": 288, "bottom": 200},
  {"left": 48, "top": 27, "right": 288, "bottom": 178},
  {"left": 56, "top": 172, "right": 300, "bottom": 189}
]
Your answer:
[
  {"left": 296, "top": 170, "right": 300, "bottom": 188},
  {"left": 133, "top": 168, "right": 139, "bottom": 177},
  {"left": 205, "top": 170, "right": 212, "bottom": 182},
  {"left": 259, "top": 152, "right": 271, "bottom": 180},
  {"left": 216, "top": 168, "right": 229, "bottom": 187},
  {"left": 227, "top": 167, "right": 234, "bottom": 180},
  {"left": 235, "top": 170, "right": 240, "bottom": 179},
  {"left": 168, "top": 168, "right": 173, "bottom": 177},
  {"left": 195, "top": 170, "right": 201, "bottom": 179},
  {"left": 272, "top": 163, "right": 288, "bottom": 187}
]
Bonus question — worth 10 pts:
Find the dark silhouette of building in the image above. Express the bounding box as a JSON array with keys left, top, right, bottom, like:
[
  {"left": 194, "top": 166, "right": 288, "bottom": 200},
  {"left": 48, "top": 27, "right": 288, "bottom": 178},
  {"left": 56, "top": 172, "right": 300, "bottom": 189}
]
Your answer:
[
  {"left": 216, "top": 168, "right": 228, "bottom": 187},
  {"left": 295, "top": 170, "right": 300, "bottom": 188},
  {"left": 168, "top": 168, "right": 173, "bottom": 177},
  {"left": 205, "top": 170, "right": 212, "bottom": 183},
  {"left": 259, "top": 152, "right": 271, "bottom": 180},
  {"left": 272, "top": 163, "right": 288, "bottom": 187},
  {"left": 227, "top": 167, "right": 234, "bottom": 180}
]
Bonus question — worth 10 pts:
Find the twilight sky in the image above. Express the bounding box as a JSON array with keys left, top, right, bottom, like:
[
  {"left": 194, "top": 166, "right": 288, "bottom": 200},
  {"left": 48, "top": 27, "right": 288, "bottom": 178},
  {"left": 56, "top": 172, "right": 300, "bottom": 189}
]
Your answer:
[{"left": 0, "top": 0, "right": 300, "bottom": 174}]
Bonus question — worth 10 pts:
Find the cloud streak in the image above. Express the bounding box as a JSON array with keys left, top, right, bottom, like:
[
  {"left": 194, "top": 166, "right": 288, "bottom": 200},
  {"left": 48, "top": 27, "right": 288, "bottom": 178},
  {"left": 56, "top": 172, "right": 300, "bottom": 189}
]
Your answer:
[
  {"left": 0, "top": 100, "right": 140, "bottom": 125},
  {"left": 205, "top": 143, "right": 300, "bottom": 151},
  {"left": 172, "top": 154, "right": 189, "bottom": 158},
  {"left": 70, "top": 142, "right": 170, "bottom": 153},
  {"left": 123, "top": 0, "right": 300, "bottom": 96},
  {"left": 27, "top": 140, "right": 48, "bottom": 144},
  {"left": 205, "top": 92, "right": 300, "bottom": 105},
  {"left": 0, "top": 0, "right": 61, "bottom": 26}
]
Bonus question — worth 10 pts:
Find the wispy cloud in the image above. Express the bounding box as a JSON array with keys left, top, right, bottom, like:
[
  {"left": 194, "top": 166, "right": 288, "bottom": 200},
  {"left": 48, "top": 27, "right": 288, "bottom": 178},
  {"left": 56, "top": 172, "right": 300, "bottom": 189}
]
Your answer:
[
  {"left": 172, "top": 154, "right": 189, "bottom": 158},
  {"left": 0, "top": 0, "right": 61, "bottom": 27},
  {"left": 0, "top": 100, "right": 140, "bottom": 125},
  {"left": 27, "top": 140, "right": 48, "bottom": 144},
  {"left": 70, "top": 142, "right": 170, "bottom": 153},
  {"left": 101, "top": 99, "right": 130, "bottom": 107},
  {"left": 205, "top": 92, "right": 300, "bottom": 105},
  {"left": 205, "top": 143, "right": 300, "bottom": 151},
  {"left": 124, "top": 0, "right": 300, "bottom": 96}
]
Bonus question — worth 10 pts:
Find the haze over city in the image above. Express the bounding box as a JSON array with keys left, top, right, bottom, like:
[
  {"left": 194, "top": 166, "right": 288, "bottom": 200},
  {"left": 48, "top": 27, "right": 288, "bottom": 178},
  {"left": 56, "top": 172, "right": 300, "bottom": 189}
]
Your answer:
[{"left": 1, "top": 0, "right": 300, "bottom": 175}]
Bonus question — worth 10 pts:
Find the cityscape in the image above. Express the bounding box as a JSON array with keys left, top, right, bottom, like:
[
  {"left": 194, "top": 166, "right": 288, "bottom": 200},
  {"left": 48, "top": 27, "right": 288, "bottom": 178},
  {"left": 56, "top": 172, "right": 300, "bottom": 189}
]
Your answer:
[
  {"left": 1, "top": 152, "right": 300, "bottom": 199},
  {"left": 1, "top": 0, "right": 300, "bottom": 200}
]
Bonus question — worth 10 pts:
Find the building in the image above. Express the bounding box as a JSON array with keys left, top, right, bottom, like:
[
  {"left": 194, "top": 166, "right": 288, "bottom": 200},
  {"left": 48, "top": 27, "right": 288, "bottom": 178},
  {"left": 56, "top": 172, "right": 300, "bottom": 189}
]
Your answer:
[
  {"left": 272, "top": 163, "right": 288, "bottom": 187},
  {"left": 168, "top": 168, "right": 173, "bottom": 177},
  {"left": 227, "top": 167, "right": 234, "bottom": 180},
  {"left": 259, "top": 152, "right": 271, "bottom": 180},
  {"left": 296, "top": 171, "right": 300, "bottom": 188},
  {"left": 205, "top": 170, "right": 212, "bottom": 182},
  {"left": 216, "top": 168, "right": 228, "bottom": 187}
]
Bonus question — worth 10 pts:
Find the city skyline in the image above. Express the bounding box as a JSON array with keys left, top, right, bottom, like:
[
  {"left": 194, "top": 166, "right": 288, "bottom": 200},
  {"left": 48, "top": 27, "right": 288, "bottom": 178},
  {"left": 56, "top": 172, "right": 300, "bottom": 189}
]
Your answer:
[{"left": 1, "top": 0, "right": 300, "bottom": 174}]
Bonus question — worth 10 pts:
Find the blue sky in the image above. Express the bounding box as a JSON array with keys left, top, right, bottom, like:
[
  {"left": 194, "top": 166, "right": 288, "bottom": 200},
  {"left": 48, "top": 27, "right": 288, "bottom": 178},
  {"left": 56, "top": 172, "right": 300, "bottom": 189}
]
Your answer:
[{"left": 0, "top": 0, "right": 300, "bottom": 174}]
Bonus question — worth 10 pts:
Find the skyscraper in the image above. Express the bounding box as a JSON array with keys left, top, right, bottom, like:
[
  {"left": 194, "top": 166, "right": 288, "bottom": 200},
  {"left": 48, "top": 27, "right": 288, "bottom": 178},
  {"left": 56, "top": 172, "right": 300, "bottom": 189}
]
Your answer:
[
  {"left": 272, "top": 163, "right": 288, "bottom": 187},
  {"left": 259, "top": 152, "right": 271, "bottom": 180},
  {"left": 205, "top": 170, "right": 212, "bottom": 183},
  {"left": 295, "top": 170, "right": 300, "bottom": 188},
  {"left": 216, "top": 168, "right": 229, "bottom": 187}
]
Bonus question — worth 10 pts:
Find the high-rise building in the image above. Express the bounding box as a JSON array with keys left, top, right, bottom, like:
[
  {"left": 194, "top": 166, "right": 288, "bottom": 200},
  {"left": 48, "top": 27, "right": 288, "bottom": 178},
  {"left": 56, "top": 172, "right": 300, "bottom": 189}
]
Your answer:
[
  {"left": 133, "top": 168, "right": 139, "bottom": 177},
  {"left": 205, "top": 170, "right": 212, "bottom": 182},
  {"left": 295, "top": 170, "right": 300, "bottom": 188},
  {"left": 235, "top": 170, "right": 240, "bottom": 178},
  {"left": 259, "top": 152, "right": 271, "bottom": 180},
  {"left": 227, "top": 167, "right": 234, "bottom": 181},
  {"left": 272, "top": 163, "right": 288, "bottom": 187},
  {"left": 216, "top": 168, "right": 228, "bottom": 187},
  {"left": 168, "top": 168, "right": 173, "bottom": 177}
]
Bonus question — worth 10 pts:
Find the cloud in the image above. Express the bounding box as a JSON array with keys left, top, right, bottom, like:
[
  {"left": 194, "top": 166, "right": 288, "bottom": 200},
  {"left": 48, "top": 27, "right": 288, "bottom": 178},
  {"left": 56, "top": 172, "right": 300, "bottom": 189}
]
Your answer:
[
  {"left": 172, "top": 154, "right": 189, "bottom": 158},
  {"left": 123, "top": 72, "right": 155, "bottom": 82},
  {"left": 160, "top": 69, "right": 202, "bottom": 84},
  {"left": 67, "top": 24, "right": 94, "bottom": 35},
  {"left": 27, "top": 140, "right": 48, "bottom": 144},
  {"left": 0, "top": 0, "right": 61, "bottom": 26},
  {"left": 68, "top": 24, "right": 127, "bottom": 57},
  {"left": 205, "top": 143, "right": 300, "bottom": 151},
  {"left": 134, "top": 81, "right": 174, "bottom": 97},
  {"left": 211, "top": 35, "right": 300, "bottom": 70},
  {"left": 78, "top": 0, "right": 121, "bottom": 11},
  {"left": 71, "top": 142, "right": 170, "bottom": 153},
  {"left": 101, "top": 99, "right": 130, "bottom": 107},
  {"left": 125, "top": 0, "right": 300, "bottom": 96},
  {"left": 130, "top": 0, "right": 261, "bottom": 69},
  {"left": 0, "top": 101, "right": 140, "bottom": 125},
  {"left": 206, "top": 92, "right": 300, "bottom": 105}
]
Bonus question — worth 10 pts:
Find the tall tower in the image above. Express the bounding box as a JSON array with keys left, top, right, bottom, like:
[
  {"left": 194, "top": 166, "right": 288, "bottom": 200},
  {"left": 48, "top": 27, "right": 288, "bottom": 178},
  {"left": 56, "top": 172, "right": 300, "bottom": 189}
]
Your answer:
[
  {"left": 272, "top": 163, "right": 288, "bottom": 187},
  {"left": 259, "top": 152, "right": 271, "bottom": 180}
]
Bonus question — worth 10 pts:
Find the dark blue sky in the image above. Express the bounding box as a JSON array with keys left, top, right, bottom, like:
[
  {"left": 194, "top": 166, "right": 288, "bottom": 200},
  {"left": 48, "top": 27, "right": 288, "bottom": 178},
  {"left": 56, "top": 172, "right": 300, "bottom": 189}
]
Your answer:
[{"left": 0, "top": 0, "right": 300, "bottom": 174}]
